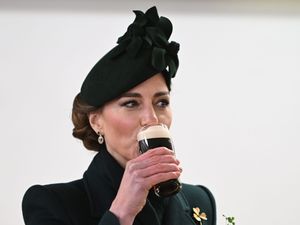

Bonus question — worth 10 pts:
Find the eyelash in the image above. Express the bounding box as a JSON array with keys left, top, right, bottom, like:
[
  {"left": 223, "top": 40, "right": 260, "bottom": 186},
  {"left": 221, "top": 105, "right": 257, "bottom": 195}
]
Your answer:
[
  {"left": 157, "top": 99, "right": 170, "bottom": 108},
  {"left": 120, "top": 100, "right": 139, "bottom": 108},
  {"left": 120, "top": 99, "right": 170, "bottom": 109}
]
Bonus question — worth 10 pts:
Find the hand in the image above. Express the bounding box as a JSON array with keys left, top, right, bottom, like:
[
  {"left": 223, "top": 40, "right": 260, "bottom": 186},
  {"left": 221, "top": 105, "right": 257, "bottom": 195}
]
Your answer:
[{"left": 109, "top": 147, "right": 181, "bottom": 225}]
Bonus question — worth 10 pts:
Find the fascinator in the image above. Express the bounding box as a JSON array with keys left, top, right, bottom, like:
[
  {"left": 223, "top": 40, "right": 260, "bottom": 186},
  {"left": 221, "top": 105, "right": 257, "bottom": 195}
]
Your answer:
[{"left": 80, "top": 6, "right": 180, "bottom": 107}]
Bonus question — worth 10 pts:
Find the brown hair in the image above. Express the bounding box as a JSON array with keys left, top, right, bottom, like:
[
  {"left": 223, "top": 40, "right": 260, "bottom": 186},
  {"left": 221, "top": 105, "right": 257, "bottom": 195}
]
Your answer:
[{"left": 72, "top": 93, "right": 101, "bottom": 151}]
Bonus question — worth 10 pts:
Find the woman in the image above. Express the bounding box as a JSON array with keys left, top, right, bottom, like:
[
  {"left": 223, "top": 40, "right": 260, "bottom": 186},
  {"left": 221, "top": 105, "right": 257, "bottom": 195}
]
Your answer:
[{"left": 22, "top": 6, "right": 216, "bottom": 225}]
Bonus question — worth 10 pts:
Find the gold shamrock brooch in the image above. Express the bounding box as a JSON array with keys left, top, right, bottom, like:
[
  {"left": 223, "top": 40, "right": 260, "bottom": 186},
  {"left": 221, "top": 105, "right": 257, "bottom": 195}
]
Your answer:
[{"left": 193, "top": 207, "right": 207, "bottom": 225}]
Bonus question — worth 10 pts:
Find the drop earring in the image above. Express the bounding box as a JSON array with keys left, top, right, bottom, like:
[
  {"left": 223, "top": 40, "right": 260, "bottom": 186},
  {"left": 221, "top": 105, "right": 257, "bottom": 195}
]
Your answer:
[{"left": 97, "top": 132, "right": 104, "bottom": 144}]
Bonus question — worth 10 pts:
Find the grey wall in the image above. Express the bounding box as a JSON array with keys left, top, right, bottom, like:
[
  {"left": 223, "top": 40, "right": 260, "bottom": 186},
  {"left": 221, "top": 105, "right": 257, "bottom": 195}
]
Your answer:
[{"left": 1, "top": 1, "right": 300, "bottom": 225}]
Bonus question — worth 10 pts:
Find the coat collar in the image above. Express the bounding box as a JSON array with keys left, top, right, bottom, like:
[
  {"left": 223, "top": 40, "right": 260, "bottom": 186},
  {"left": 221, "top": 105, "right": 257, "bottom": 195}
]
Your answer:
[
  {"left": 83, "top": 148, "right": 197, "bottom": 225},
  {"left": 83, "top": 148, "right": 123, "bottom": 218}
]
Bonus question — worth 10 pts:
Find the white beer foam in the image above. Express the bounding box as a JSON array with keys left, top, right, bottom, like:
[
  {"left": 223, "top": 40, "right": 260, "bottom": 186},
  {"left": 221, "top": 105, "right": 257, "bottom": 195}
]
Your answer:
[{"left": 137, "top": 125, "right": 170, "bottom": 141}]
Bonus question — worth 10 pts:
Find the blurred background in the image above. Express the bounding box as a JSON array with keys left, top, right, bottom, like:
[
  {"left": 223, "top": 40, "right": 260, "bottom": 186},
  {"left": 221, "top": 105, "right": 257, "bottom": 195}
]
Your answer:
[{"left": 1, "top": 0, "right": 300, "bottom": 225}]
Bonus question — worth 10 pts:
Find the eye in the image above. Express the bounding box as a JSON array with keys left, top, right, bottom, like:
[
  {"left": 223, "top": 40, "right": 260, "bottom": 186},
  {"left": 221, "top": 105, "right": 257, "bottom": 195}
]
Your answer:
[
  {"left": 120, "top": 100, "right": 139, "bottom": 108},
  {"left": 156, "top": 99, "right": 170, "bottom": 108}
]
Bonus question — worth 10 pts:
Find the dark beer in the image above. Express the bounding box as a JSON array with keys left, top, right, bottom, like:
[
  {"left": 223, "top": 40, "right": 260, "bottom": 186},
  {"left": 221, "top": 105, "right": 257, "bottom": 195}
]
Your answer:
[
  {"left": 137, "top": 124, "right": 182, "bottom": 197},
  {"left": 139, "top": 137, "right": 172, "bottom": 154}
]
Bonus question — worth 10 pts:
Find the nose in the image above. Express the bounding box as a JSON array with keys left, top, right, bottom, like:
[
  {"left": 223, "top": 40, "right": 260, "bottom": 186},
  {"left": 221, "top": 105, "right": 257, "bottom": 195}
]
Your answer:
[{"left": 140, "top": 105, "right": 159, "bottom": 127}]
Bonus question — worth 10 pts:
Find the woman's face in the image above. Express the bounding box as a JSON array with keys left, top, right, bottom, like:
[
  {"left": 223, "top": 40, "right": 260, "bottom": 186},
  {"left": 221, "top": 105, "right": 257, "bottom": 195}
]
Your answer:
[{"left": 89, "top": 73, "right": 172, "bottom": 167}]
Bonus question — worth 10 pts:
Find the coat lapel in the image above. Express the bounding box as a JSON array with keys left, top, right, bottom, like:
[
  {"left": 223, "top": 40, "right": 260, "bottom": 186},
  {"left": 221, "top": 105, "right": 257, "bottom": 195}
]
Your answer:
[
  {"left": 83, "top": 149, "right": 123, "bottom": 218},
  {"left": 163, "top": 191, "right": 196, "bottom": 225},
  {"left": 134, "top": 199, "right": 160, "bottom": 225}
]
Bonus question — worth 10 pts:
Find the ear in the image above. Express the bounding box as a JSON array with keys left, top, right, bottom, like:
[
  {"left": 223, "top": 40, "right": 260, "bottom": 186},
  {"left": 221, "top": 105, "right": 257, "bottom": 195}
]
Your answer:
[{"left": 88, "top": 110, "right": 104, "bottom": 134}]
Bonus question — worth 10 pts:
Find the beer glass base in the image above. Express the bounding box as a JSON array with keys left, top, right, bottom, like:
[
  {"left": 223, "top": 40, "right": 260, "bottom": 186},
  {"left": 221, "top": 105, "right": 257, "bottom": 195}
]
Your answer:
[{"left": 153, "top": 180, "right": 182, "bottom": 197}]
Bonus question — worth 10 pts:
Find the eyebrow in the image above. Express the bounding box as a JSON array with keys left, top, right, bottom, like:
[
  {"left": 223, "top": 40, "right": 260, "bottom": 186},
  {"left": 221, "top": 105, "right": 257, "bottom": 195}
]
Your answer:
[{"left": 120, "top": 91, "right": 170, "bottom": 98}]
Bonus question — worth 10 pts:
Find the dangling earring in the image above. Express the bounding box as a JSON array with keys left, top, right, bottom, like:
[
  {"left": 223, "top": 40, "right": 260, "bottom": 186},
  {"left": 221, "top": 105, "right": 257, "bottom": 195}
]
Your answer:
[{"left": 97, "top": 132, "right": 104, "bottom": 144}]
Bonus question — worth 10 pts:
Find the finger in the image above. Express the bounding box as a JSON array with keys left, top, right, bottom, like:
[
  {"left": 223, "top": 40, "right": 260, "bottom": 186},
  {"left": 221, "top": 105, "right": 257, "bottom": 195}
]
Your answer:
[
  {"left": 127, "top": 154, "right": 179, "bottom": 172},
  {"left": 126, "top": 147, "right": 174, "bottom": 168},
  {"left": 127, "top": 170, "right": 181, "bottom": 191},
  {"left": 134, "top": 147, "right": 174, "bottom": 161},
  {"left": 123, "top": 159, "right": 181, "bottom": 181},
  {"left": 145, "top": 171, "right": 181, "bottom": 188},
  {"left": 139, "top": 163, "right": 182, "bottom": 178},
  {"left": 142, "top": 154, "right": 179, "bottom": 168}
]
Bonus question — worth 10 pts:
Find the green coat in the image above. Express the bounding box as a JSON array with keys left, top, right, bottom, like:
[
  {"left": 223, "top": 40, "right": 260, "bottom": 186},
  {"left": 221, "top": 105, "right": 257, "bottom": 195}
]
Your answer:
[{"left": 22, "top": 149, "right": 216, "bottom": 225}]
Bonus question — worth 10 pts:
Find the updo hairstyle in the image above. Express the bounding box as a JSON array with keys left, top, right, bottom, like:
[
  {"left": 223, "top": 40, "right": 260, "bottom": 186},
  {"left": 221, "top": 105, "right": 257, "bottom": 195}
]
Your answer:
[{"left": 72, "top": 93, "right": 101, "bottom": 151}]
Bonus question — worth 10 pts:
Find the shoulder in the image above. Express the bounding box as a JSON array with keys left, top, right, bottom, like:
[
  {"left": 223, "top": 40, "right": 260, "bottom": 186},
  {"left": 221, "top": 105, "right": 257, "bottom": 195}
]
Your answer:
[
  {"left": 181, "top": 183, "right": 215, "bottom": 205},
  {"left": 23, "top": 180, "right": 87, "bottom": 207},
  {"left": 181, "top": 183, "right": 217, "bottom": 225},
  {"left": 22, "top": 180, "right": 90, "bottom": 225}
]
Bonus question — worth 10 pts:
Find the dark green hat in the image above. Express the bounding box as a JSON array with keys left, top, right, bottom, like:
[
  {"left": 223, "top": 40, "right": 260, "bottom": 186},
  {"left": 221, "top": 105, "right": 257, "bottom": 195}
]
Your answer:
[{"left": 80, "top": 6, "right": 179, "bottom": 107}]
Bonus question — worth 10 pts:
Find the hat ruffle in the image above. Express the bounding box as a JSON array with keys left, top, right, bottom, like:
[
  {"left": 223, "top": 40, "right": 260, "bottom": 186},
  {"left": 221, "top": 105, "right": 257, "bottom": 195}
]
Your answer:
[{"left": 110, "top": 6, "right": 179, "bottom": 78}]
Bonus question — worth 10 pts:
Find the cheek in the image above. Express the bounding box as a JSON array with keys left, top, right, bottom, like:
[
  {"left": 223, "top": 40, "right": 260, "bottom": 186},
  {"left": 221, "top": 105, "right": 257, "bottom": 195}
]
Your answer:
[{"left": 103, "top": 112, "right": 138, "bottom": 141}]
